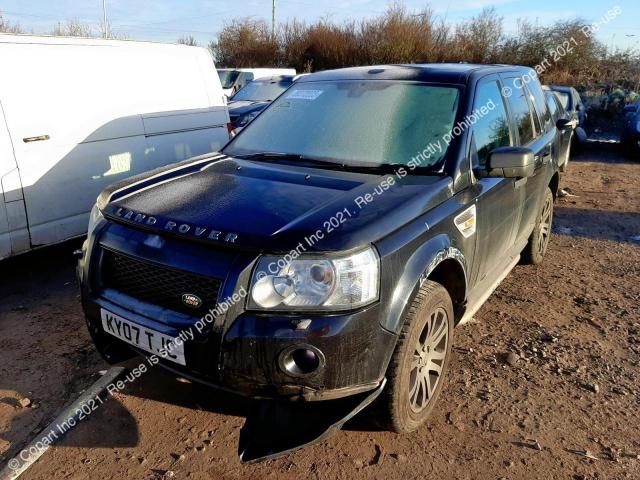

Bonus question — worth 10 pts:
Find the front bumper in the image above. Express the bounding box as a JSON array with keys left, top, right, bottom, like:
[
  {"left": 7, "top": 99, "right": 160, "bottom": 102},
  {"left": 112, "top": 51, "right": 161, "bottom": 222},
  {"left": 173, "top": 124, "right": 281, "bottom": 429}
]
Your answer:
[{"left": 79, "top": 223, "right": 397, "bottom": 401}]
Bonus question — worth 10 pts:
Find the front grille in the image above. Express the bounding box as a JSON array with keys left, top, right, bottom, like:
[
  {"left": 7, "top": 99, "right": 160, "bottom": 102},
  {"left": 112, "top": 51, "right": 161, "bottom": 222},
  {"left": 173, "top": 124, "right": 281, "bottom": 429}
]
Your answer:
[{"left": 101, "top": 249, "right": 221, "bottom": 317}]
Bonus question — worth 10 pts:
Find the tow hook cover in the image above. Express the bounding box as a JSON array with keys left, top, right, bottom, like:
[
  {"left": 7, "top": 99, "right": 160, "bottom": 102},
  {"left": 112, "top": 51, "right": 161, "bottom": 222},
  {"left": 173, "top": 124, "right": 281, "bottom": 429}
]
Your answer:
[{"left": 238, "top": 379, "right": 387, "bottom": 463}]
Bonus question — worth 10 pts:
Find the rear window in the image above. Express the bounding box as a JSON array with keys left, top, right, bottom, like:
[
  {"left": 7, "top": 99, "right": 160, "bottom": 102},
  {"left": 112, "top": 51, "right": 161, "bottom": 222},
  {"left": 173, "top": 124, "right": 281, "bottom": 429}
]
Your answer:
[
  {"left": 505, "top": 77, "right": 535, "bottom": 145},
  {"left": 224, "top": 81, "right": 461, "bottom": 170},
  {"left": 545, "top": 91, "right": 560, "bottom": 122},
  {"left": 527, "top": 81, "right": 553, "bottom": 133}
]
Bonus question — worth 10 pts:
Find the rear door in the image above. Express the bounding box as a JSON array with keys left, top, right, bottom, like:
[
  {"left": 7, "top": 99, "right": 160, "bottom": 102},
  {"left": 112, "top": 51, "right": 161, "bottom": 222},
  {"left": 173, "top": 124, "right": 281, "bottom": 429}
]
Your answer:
[
  {"left": 501, "top": 75, "right": 555, "bottom": 245},
  {"left": 469, "top": 76, "right": 523, "bottom": 284}
]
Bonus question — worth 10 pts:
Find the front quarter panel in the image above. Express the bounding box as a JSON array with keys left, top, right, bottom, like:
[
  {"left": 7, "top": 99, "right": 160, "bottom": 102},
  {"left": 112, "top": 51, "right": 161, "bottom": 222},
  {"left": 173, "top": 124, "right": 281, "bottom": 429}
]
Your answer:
[{"left": 375, "top": 188, "right": 477, "bottom": 335}]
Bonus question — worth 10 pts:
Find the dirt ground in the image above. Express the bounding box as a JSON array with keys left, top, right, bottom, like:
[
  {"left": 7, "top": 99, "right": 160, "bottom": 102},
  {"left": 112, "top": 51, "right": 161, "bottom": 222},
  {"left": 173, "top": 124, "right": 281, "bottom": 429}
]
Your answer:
[{"left": 1, "top": 144, "right": 639, "bottom": 480}]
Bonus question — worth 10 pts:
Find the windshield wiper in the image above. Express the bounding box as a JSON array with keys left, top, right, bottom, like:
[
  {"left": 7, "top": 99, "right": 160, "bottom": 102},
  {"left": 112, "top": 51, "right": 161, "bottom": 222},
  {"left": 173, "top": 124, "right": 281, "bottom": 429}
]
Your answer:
[{"left": 233, "top": 152, "right": 403, "bottom": 174}]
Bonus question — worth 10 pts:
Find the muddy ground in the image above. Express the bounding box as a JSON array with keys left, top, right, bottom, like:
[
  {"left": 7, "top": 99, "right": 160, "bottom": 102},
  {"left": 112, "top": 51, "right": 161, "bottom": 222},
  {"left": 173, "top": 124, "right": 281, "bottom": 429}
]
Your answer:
[{"left": 1, "top": 144, "right": 639, "bottom": 480}]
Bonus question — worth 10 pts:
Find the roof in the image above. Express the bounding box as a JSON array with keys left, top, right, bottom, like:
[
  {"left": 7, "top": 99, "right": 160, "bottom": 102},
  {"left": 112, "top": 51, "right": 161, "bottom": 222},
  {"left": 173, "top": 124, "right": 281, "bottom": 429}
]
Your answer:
[
  {"left": 0, "top": 32, "right": 199, "bottom": 51},
  {"left": 297, "top": 63, "right": 534, "bottom": 85}
]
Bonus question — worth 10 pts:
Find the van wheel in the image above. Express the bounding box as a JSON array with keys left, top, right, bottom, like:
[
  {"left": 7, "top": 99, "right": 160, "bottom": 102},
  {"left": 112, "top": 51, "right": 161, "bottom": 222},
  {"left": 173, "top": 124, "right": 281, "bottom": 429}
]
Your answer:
[
  {"left": 522, "top": 187, "right": 554, "bottom": 265},
  {"left": 381, "top": 280, "right": 454, "bottom": 433}
]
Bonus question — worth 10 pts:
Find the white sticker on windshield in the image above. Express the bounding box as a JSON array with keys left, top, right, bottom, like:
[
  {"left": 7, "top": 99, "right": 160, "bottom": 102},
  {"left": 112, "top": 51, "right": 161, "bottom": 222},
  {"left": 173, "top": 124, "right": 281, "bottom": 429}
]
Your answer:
[{"left": 287, "top": 89, "right": 323, "bottom": 100}]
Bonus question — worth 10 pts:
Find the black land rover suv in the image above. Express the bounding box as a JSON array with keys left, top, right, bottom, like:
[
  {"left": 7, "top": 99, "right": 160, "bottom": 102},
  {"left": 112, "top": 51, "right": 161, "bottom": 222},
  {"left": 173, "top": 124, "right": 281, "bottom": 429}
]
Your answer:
[{"left": 78, "top": 64, "right": 564, "bottom": 459}]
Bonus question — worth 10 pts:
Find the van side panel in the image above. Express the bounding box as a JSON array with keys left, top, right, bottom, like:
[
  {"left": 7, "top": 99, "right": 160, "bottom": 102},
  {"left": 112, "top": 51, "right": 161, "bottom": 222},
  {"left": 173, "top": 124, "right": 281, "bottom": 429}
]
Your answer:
[
  {"left": 0, "top": 38, "right": 229, "bottom": 248},
  {"left": 0, "top": 101, "right": 27, "bottom": 258}
]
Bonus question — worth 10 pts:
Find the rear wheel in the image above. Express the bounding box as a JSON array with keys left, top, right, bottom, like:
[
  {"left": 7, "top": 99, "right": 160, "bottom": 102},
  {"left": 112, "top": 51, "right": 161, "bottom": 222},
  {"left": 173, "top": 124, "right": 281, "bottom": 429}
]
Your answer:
[
  {"left": 522, "top": 187, "right": 554, "bottom": 265},
  {"left": 381, "top": 280, "right": 454, "bottom": 433}
]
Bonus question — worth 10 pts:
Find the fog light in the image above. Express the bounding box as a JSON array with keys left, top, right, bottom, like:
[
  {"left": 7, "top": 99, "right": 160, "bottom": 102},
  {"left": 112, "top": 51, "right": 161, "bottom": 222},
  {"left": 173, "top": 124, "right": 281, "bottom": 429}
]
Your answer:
[{"left": 279, "top": 345, "right": 325, "bottom": 377}]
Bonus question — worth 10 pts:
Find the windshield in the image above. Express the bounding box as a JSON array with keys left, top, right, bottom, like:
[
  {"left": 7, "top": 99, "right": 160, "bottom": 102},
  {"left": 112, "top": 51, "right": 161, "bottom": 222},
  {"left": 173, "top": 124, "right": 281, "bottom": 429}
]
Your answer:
[
  {"left": 231, "top": 79, "right": 292, "bottom": 102},
  {"left": 218, "top": 70, "right": 240, "bottom": 89},
  {"left": 554, "top": 91, "right": 571, "bottom": 110},
  {"left": 224, "top": 81, "right": 460, "bottom": 170}
]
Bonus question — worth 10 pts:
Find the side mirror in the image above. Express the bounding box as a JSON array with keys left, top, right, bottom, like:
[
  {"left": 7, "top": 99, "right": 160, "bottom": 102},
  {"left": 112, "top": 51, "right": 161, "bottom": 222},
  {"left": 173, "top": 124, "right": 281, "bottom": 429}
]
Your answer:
[
  {"left": 556, "top": 118, "right": 574, "bottom": 131},
  {"left": 483, "top": 146, "right": 535, "bottom": 179}
]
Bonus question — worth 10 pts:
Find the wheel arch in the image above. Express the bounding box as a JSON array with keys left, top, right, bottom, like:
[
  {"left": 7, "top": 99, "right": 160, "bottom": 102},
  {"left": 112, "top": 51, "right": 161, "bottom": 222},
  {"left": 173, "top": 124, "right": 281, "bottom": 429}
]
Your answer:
[{"left": 382, "top": 234, "right": 468, "bottom": 334}]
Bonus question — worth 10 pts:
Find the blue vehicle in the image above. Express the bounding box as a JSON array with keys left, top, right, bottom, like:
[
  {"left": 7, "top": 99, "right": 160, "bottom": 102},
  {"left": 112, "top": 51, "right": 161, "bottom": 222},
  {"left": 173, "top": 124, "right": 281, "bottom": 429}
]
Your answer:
[
  {"left": 549, "top": 85, "right": 587, "bottom": 127},
  {"left": 621, "top": 99, "right": 640, "bottom": 155},
  {"left": 78, "top": 64, "right": 563, "bottom": 461}
]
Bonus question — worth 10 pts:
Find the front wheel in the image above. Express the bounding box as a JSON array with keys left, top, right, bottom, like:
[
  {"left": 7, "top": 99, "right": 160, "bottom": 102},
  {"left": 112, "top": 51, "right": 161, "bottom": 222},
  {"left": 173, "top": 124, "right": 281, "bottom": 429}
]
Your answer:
[
  {"left": 381, "top": 280, "right": 454, "bottom": 433},
  {"left": 521, "top": 187, "right": 554, "bottom": 265}
]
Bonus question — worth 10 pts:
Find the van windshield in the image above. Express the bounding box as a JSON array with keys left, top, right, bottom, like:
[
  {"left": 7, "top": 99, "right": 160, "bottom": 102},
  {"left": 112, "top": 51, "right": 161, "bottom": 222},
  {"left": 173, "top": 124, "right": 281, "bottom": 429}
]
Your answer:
[
  {"left": 218, "top": 70, "right": 240, "bottom": 89},
  {"left": 224, "top": 81, "right": 461, "bottom": 171}
]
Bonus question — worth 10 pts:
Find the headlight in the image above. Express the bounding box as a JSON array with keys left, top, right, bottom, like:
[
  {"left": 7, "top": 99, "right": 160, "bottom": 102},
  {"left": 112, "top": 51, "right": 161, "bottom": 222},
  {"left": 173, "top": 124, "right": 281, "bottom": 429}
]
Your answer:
[
  {"left": 238, "top": 111, "right": 260, "bottom": 127},
  {"left": 87, "top": 204, "right": 105, "bottom": 234},
  {"left": 249, "top": 246, "right": 380, "bottom": 311}
]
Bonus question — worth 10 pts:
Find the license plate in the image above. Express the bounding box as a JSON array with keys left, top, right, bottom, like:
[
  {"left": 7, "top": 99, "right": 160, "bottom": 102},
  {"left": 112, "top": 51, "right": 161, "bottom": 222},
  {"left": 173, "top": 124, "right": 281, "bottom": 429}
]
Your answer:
[{"left": 100, "top": 309, "right": 186, "bottom": 366}]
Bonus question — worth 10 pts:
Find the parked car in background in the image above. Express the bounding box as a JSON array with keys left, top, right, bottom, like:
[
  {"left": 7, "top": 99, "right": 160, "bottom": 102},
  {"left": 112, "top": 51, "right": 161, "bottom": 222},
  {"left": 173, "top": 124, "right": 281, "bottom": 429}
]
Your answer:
[
  {"left": 621, "top": 99, "right": 640, "bottom": 155},
  {"left": 228, "top": 75, "right": 296, "bottom": 131},
  {"left": 218, "top": 68, "right": 297, "bottom": 98},
  {"left": 544, "top": 86, "right": 575, "bottom": 171},
  {"left": 79, "top": 64, "right": 562, "bottom": 461},
  {"left": 549, "top": 85, "right": 587, "bottom": 127},
  {"left": 0, "top": 34, "right": 230, "bottom": 261}
]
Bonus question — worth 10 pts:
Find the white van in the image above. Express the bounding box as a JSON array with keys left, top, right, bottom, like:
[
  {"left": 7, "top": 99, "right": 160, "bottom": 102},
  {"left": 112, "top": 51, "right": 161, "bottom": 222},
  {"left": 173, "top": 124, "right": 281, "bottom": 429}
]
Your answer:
[
  {"left": 217, "top": 68, "right": 297, "bottom": 97},
  {"left": 0, "top": 34, "right": 230, "bottom": 260}
]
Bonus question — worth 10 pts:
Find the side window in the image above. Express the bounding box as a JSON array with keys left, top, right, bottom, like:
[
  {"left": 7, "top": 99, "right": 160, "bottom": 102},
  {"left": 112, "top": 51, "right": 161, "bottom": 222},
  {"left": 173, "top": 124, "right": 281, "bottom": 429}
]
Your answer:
[
  {"left": 527, "top": 81, "right": 553, "bottom": 133},
  {"left": 505, "top": 77, "right": 535, "bottom": 145},
  {"left": 471, "top": 80, "right": 511, "bottom": 167},
  {"left": 545, "top": 91, "right": 559, "bottom": 122}
]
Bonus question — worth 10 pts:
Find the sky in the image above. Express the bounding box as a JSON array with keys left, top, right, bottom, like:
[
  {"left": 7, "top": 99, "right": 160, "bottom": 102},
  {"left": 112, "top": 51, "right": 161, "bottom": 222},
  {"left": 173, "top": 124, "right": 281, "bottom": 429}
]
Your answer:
[{"left": 1, "top": 0, "right": 639, "bottom": 51}]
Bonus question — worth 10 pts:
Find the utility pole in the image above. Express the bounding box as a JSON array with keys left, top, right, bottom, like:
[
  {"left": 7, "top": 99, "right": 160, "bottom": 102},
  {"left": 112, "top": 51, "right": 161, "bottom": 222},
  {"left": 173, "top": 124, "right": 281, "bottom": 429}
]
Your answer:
[
  {"left": 102, "top": 0, "right": 108, "bottom": 38},
  {"left": 272, "top": 0, "right": 276, "bottom": 40}
]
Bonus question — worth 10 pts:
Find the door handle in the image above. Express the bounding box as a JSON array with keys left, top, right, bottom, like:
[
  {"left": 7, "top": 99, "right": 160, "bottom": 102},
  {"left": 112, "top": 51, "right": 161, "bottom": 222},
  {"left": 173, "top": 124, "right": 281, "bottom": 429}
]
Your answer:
[{"left": 23, "top": 135, "right": 50, "bottom": 143}]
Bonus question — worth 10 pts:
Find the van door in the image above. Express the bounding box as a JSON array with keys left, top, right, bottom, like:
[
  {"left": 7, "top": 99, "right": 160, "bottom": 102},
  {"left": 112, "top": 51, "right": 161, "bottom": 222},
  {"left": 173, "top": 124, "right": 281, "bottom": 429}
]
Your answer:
[
  {"left": 0, "top": 101, "right": 24, "bottom": 259},
  {"left": 0, "top": 41, "right": 151, "bottom": 247}
]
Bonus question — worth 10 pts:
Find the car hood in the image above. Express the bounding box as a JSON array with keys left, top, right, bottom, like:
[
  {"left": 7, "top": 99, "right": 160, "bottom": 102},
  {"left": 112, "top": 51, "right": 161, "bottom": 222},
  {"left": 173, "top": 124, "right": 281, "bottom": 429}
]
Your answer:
[{"left": 101, "top": 155, "right": 453, "bottom": 252}]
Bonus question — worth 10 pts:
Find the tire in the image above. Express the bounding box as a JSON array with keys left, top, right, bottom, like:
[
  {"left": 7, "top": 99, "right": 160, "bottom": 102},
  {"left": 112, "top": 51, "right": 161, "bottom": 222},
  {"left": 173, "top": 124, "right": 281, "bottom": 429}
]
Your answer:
[
  {"left": 521, "top": 187, "right": 554, "bottom": 265},
  {"left": 381, "top": 280, "right": 454, "bottom": 433}
]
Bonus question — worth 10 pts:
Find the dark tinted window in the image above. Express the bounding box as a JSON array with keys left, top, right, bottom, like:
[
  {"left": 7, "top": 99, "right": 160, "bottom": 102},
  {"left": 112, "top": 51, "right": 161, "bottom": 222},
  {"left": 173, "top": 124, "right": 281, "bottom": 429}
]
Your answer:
[
  {"left": 528, "top": 81, "right": 553, "bottom": 133},
  {"left": 505, "top": 77, "right": 535, "bottom": 145},
  {"left": 471, "top": 80, "right": 511, "bottom": 166}
]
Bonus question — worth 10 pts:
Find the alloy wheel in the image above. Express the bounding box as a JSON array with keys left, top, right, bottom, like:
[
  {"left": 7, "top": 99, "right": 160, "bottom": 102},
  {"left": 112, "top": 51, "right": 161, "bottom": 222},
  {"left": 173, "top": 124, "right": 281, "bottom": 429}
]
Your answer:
[{"left": 409, "top": 307, "right": 449, "bottom": 413}]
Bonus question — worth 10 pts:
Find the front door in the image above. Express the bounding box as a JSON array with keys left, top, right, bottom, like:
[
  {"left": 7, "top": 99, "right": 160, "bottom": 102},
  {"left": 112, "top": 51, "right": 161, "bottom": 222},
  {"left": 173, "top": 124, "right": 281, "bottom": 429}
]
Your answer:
[{"left": 468, "top": 77, "right": 524, "bottom": 285}]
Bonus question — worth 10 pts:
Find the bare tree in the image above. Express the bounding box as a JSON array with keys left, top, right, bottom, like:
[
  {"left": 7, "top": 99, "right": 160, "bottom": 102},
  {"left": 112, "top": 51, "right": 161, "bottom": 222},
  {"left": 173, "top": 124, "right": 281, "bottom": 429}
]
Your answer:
[
  {"left": 177, "top": 35, "right": 198, "bottom": 46},
  {"left": 51, "top": 20, "right": 94, "bottom": 38},
  {"left": 0, "top": 11, "right": 23, "bottom": 33}
]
